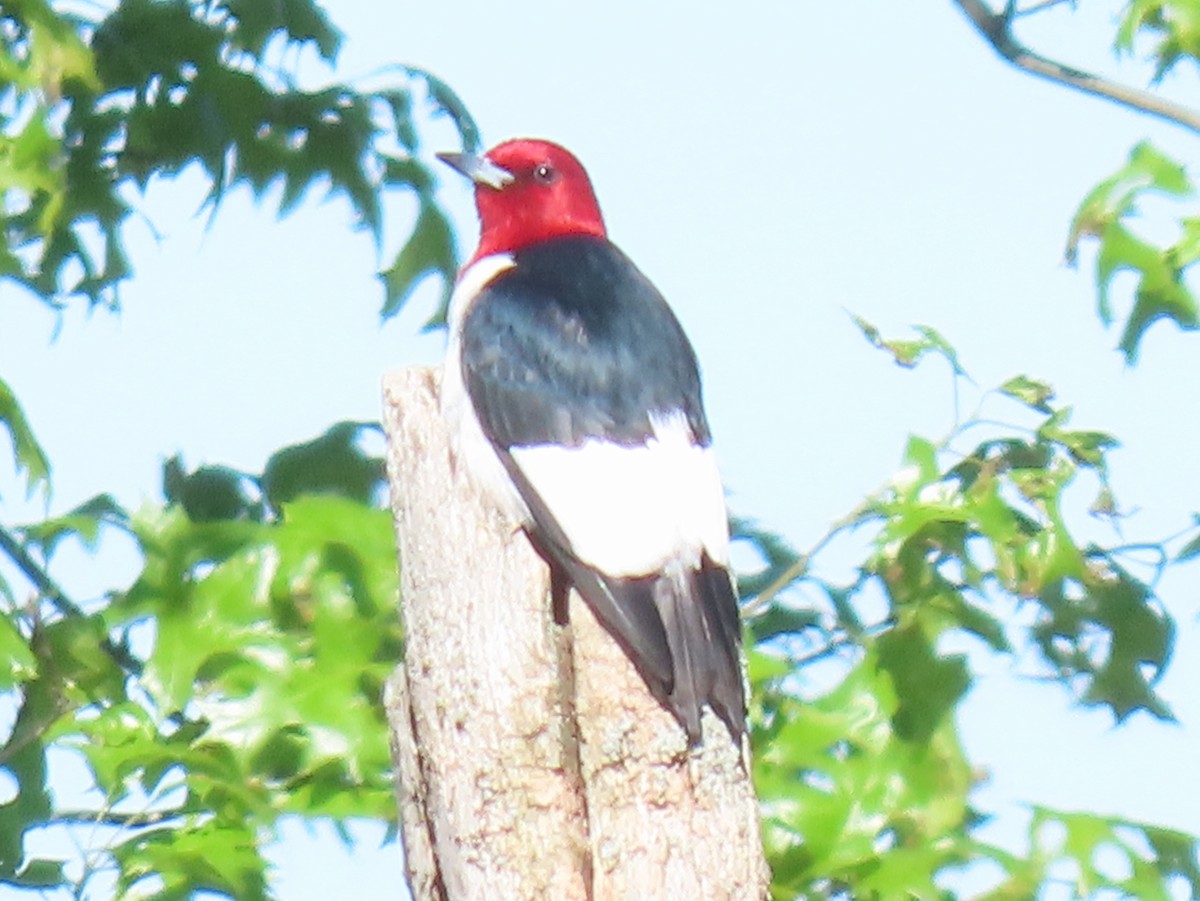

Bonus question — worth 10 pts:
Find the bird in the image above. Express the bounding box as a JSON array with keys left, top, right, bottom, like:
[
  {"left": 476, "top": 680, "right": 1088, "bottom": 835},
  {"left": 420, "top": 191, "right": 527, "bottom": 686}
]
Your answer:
[{"left": 436, "top": 139, "right": 745, "bottom": 746}]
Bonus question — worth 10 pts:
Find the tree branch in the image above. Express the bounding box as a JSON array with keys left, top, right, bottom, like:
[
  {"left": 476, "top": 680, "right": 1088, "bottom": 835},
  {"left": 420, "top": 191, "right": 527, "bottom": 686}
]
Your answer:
[
  {"left": 0, "top": 522, "right": 143, "bottom": 675},
  {"left": 0, "top": 687, "right": 67, "bottom": 768},
  {"left": 1014, "top": 0, "right": 1074, "bottom": 17},
  {"left": 742, "top": 489, "right": 888, "bottom": 619},
  {"left": 0, "top": 523, "right": 87, "bottom": 619},
  {"left": 952, "top": 0, "right": 1200, "bottom": 135},
  {"left": 52, "top": 808, "right": 183, "bottom": 828}
]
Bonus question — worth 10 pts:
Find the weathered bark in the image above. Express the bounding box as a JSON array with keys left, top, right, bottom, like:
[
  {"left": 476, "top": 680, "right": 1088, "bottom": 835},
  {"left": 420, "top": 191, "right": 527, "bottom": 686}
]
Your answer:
[
  {"left": 382, "top": 366, "right": 769, "bottom": 900},
  {"left": 381, "top": 367, "right": 590, "bottom": 901}
]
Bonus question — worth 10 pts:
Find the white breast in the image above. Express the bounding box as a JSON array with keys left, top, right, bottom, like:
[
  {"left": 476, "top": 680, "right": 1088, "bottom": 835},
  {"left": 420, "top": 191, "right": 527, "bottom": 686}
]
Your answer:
[{"left": 441, "top": 254, "right": 531, "bottom": 525}]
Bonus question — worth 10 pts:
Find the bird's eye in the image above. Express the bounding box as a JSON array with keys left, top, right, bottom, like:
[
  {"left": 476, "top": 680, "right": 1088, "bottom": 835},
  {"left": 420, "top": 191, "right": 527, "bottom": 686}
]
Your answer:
[{"left": 533, "top": 163, "right": 556, "bottom": 184}]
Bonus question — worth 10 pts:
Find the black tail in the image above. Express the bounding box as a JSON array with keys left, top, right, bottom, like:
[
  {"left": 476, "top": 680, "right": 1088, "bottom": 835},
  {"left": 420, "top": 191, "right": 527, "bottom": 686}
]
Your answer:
[
  {"left": 573, "top": 556, "right": 746, "bottom": 746},
  {"left": 647, "top": 559, "right": 746, "bottom": 744}
]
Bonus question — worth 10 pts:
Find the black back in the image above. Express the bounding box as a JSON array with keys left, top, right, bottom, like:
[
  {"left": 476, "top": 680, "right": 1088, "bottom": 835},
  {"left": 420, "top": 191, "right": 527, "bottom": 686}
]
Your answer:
[{"left": 461, "top": 235, "right": 712, "bottom": 450}]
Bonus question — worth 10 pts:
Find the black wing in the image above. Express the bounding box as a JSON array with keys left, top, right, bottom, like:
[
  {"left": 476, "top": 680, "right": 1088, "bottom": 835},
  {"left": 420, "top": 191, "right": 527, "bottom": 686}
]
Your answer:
[{"left": 461, "top": 236, "right": 710, "bottom": 449}]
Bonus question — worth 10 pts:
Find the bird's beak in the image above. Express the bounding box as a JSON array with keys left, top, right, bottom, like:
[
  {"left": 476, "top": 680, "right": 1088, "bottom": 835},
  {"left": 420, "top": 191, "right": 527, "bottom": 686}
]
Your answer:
[{"left": 436, "top": 152, "right": 515, "bottom": 190}]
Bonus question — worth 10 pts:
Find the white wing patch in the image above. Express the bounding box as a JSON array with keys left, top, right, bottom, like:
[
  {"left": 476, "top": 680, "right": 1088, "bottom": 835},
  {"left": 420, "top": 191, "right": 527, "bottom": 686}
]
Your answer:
[{"left": 511, "top": 412, "right": 730, "bottom": 576}]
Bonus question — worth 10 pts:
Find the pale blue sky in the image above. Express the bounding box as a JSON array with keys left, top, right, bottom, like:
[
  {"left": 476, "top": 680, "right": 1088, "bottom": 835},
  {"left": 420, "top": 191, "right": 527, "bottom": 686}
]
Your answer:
[{"left": 2, "top": 1, "right": 1198, "bottom": 897}]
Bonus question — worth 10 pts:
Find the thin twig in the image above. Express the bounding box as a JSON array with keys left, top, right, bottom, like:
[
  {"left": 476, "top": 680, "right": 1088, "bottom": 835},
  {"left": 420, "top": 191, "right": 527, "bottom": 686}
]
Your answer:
[
  {"left": 790, "top": 618, "right": 896, "bottom": 672},
  {"left": 53, "top": 808, "right": 183, "bottom": 828},
  {"left": 1015, "top": 0, "right": 1074, "bottom": 16},
  {"left": 789, "top": 634, "right": 857, "bottom": 671},
  {"left": 743, "top": 502, "right": 879, "bottom": 616},
  {"left": 742, "top": 384, "right": 982, "bottom": 618},
  {"left": 0, "top": 698, "right": 67, "bottom": 768},
  {"left": 0, "top": 522, "right": 143, "bottom": 675},
  {"left": 0, "top": 524, "right": 88, "bottom": 619},
  {"left": 952, "top": 0, "right": 1200, "bottom": 135}
]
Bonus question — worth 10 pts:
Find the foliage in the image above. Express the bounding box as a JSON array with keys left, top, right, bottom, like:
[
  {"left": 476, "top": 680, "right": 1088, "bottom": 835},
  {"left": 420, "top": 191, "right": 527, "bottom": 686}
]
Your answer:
[
  {"left": 1066, "top": 141, "right": 1200, "bottom": 361},
  {"left": 3, "top": 1, "right": 1200, "bottom": 899},
  {"left": 0, "top": 376, "right": 49, "bottom": 502},
  {"left": 1, "top": 0, "right": 458, "bottom": 895},
  {"left": 734, "top": 4, "right": 1200, "bottom": 892},
  {"left": 1052, "top": 0, "right": 1200, "bottom": 362},
  {"left": 1, "top": 421, "right": 400, "bottom": 897},
  {"left": 741, "top": 321, "right": 1197, "bottom": 898},
  {"left": 1, "top": 0, "right": 475, "bottom": 326}
]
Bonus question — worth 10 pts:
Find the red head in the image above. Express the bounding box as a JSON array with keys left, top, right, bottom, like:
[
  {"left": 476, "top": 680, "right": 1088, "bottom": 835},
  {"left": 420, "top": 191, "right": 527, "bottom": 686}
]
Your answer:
[{"left": 437, "top": 139, "right": 607, "bottom": 265}]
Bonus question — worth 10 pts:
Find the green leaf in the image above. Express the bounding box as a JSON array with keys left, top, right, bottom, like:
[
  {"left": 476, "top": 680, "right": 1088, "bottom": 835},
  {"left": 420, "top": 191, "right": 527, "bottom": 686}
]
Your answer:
[
  {"left": 938, "top": 592, "right": 1010, "bottom": 653},
  {"left": 69, "top": 701, "right": 159, "bottom": 801},
  {"left": 142, "top": 535, "right": 270, "bottom": 712},
  {"left": 5, "top": 0, "right": 466, "bottom": 317},
  {"left": 1176, "top": 519, "right": 1200, "bottom": 562},
  {"left": 1119, "top": 264, "right": 1200, "bottom": 361},
  {"left": 0, "top": 612, "right": 36, "bottom": 690},
  {"left": 113, "top": 493, "right": 400, "bottom": 830},
  {"left": 163, "top": 455, "right": 263, "bottom": 523},
  {"left": 224, "top": 0, "right": 342, "bottom": 61},
  {"left": 379, "top": 198, "right": 457, "bottom": 328},
  {"left": 6, "top": 858, "right": 65, "bottom": 889},
  {"left": 743, "top": 645, "right": 793, "bottom": 688},
  {"left": 114, "top": 819, "right": 268, "bottom": 901},
  {"left": 876, "top": 626, "right": 970, "bottom": 743},
  {"left": 756, "top": 655, "right": 974, "bottom": 896},
  {"left": 39, "top": 613, "right": 127, "bottom": 701},
  {"left": 1037, "top": 407, "right": 1119, "bottom": 467},
  {"left": 747, "top": 603, "right": 821, "bottom": 643},
  {"left": 0, "top": 376, "right": 50, "bottom": 498},
  {"left": 852, "top": 316, "right": 968, "bottom": 376},
  {"left": 261, "top": 421, "right": 384, "bottom": 511},
  {"left": 19, "top": 493, "right": 126, "bottom": 557},
  {"left": 0, "top": 113, "right": 61, "bottom": 197},
  {"left": 1066, "top": 143, "right": 1200, "bottom": 361},
  {"left": 1084, "top": 571, "right": 1174, "bottom": 721},
  {"left": 409, "top": 67, "right": 481, "bottom": 153},
  {"left": 1067, "top": 144, "right": 1192, "bottom": 263},
  {"left": 999, "top": 375, "right": 1055, "bottom": 413},
  {"left": 902, "top": 434, "right": 940, "bottom": 485},
  {"left": 379, "top": 89, "right": 419, "bottom": 152},
  {"left": 912, "top": 324, "right": 967, "bottom": 376},
  {"left": 0, "top": 681, "right": 54, "bottom": 878},
  {"left": 1116, "top": 0, "right": 1200, "bottom": 80},
  {"left": 1025, "top": 807, "right": 1200, "bottom": 899},
  {"left": 273, "top": 494, "right": 399, "bottom": 623},
  {"left": 1143, "top": 824, "right": 1200, "bottom": 898},
  {"left": 15, "top": 2, "right": 100, "bottom": 95}
]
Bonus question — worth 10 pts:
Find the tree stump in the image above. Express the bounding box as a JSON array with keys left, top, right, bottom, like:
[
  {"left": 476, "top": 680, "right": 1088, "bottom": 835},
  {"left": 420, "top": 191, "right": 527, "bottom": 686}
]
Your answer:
[{"left": 381, "top": 366, "right": 768, "bottom": 900}]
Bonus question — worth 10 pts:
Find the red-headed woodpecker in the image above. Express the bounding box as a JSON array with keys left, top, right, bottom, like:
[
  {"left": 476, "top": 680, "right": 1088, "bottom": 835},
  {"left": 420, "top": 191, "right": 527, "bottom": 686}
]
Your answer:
[{"left": 437, "top": 139, "right": 745, "bottom": 746}]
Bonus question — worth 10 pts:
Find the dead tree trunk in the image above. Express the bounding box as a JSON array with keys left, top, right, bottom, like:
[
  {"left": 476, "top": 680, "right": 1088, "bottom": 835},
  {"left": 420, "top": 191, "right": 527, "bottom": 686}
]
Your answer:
[{"left": 381, "top": 366, "right": 769, "bottom": 901}]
